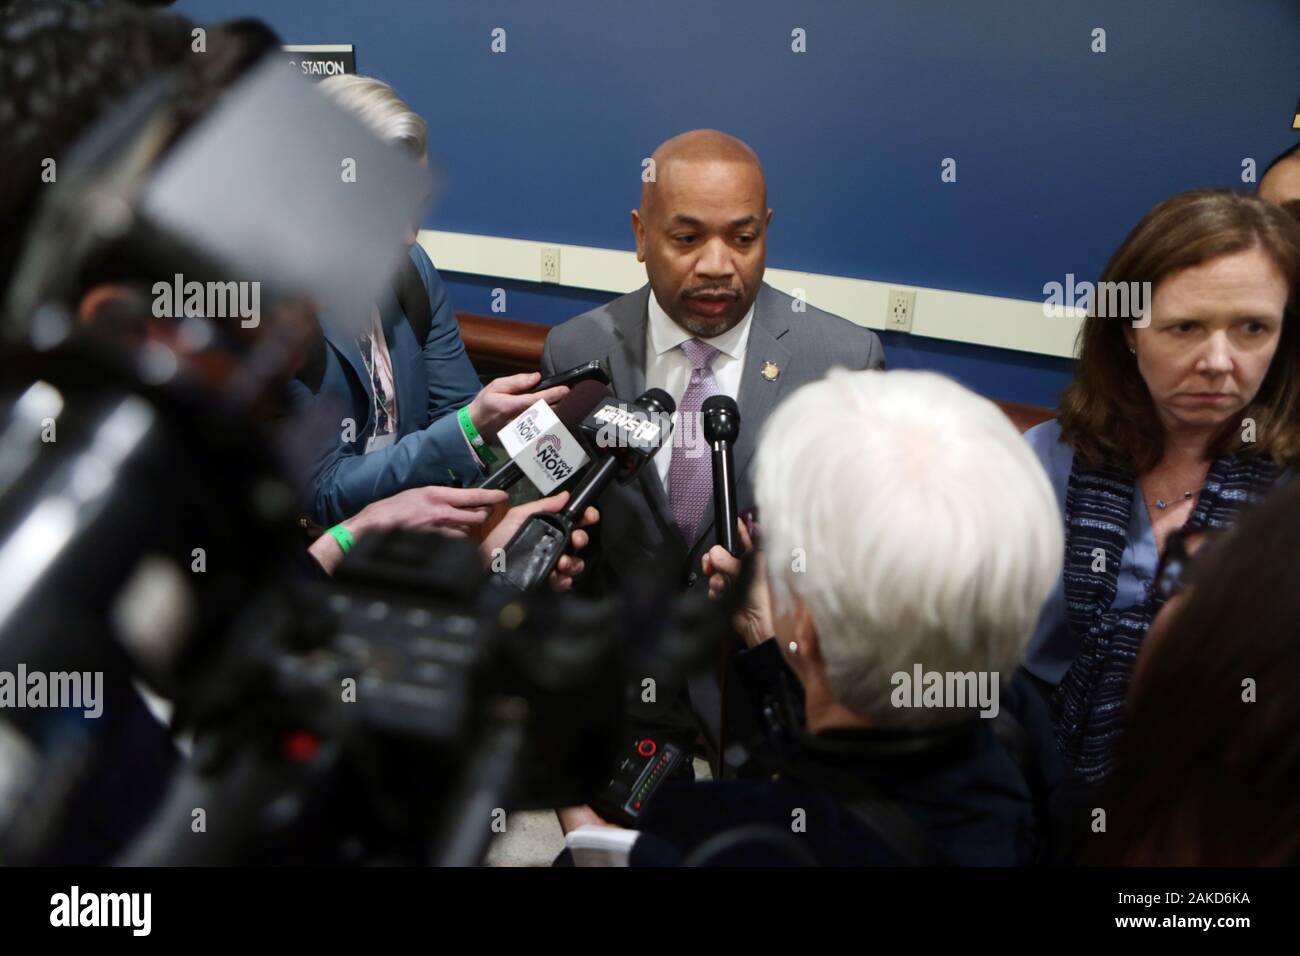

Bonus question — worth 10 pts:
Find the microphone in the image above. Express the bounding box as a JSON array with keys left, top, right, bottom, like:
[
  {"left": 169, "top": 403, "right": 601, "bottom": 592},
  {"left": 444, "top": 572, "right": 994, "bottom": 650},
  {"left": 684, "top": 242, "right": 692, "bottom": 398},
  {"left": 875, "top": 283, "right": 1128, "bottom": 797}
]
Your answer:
[
  {"left": 702, "top": 395, "right": 742, "bottom": 556},
  {"left": 575, "top": 385, "right": 675, "bottom": 489},
  {"left": 493, "top": 388, "right": 676, "bottom": 591},
  {"left": 476, "top": 380, "right": 611, "bottom": 493}
]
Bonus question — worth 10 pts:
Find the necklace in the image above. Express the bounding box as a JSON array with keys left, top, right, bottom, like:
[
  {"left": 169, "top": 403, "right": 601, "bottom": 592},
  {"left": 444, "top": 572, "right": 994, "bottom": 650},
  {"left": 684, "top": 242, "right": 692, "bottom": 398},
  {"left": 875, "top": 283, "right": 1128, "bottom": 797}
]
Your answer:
[{"left": 1154, "top": 490, "right": 1194, "bottom": 510}]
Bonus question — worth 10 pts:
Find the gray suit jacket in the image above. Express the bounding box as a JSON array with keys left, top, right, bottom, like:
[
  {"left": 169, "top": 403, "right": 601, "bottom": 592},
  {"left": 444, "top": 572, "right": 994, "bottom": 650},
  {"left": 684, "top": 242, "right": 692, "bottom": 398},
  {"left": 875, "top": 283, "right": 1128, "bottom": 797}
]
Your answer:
[{"left": 542, "top": 281, "right": 885, "bottom": 590}]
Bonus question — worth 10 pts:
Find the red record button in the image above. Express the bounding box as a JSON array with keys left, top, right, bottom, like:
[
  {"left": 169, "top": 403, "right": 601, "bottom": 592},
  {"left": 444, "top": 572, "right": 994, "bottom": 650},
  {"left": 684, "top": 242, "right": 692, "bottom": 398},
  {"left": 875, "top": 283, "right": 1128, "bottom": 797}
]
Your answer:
[
  {"left": 283, "top": 729, "right": 320, "bottom": 763},
  {"left": 636, "top": 739, "right": 657, "bottom": 758}
]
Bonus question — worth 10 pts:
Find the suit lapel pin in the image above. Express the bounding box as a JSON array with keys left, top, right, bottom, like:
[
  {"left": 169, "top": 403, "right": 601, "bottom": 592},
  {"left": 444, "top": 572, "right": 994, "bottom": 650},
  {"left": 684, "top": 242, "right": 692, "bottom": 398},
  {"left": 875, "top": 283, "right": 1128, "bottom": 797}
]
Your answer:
[{"left": 761, "top": 361, "right": 780, "bottom": 382}]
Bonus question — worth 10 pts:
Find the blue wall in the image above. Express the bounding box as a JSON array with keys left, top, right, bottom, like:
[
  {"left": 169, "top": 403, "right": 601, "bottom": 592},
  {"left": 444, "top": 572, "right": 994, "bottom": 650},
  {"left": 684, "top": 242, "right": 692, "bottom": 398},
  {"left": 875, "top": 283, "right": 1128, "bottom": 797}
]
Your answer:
[{"left": 178, "top": 0, "right": 1300, "bottom": 407}]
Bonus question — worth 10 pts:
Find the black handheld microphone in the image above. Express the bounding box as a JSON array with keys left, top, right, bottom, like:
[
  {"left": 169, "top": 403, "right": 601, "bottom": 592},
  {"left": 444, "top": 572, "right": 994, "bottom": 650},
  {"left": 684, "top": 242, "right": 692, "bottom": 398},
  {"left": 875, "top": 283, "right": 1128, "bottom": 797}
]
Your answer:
[
  {"left": 702, "top": 394, "right": 741, "bottom": 556},
  {"left": 493, "top": 387, "right": 675, "bottom": 591},
  {"left": 475, "top": 380, "right": 611, "bottom": 492}
]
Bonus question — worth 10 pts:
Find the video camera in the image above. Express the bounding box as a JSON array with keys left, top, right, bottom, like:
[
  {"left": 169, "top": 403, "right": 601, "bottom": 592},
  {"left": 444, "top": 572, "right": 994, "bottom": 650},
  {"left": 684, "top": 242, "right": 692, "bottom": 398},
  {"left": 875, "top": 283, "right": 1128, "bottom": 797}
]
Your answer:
[
  {"left": 0, "top": 56, "right": 735, "bottom": 866},
  {"left": 112, "top": 523, "right": 724, "bottom": 866}
]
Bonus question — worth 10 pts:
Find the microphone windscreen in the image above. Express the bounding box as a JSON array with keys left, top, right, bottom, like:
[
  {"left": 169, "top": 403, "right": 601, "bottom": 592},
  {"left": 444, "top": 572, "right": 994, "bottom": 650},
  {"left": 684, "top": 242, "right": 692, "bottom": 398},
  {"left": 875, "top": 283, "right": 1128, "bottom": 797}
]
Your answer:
[
  {"left": 638, "top": 387, "right": 676, "bottom": 416},
  {"left": 702, "top": 394, "right": 739, "bottom": 414},
  {"left": 702, "top": 394, "right": 741, "bottom": 442}
]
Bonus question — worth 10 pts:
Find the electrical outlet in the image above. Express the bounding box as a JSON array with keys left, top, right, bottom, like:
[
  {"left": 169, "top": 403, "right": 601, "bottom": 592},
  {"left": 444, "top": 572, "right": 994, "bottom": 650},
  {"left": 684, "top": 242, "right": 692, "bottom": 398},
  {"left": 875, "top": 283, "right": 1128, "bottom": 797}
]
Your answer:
[
  {"left": 887, "top": 288, "right": 915, "bottom": 332},
  {"left": 540, "top": 246, "right": 561, "bottom": 284}
]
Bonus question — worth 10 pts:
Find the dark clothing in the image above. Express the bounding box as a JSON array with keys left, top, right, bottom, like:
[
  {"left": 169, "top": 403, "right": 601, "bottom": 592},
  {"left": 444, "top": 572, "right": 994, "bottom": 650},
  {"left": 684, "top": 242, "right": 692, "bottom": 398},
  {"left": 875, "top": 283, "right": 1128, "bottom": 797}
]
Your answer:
[
  {"left": 35, "top": 675, "right": 180, "bottom": 865},
  {"left": 1051, "top": 450, "right": 1277, "bottom": 782},
  {"left": 294, "top": 545, "right": 330, "bottom": 581},
  {"left": 631, "top": 641, "right": 1061, "bottom": 866}
]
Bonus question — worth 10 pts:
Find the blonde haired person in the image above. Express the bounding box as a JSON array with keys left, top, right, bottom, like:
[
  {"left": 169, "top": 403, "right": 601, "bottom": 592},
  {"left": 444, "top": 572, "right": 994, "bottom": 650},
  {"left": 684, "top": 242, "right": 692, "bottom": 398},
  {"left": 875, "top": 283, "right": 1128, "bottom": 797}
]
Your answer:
[
  {"left": 320, "top": 74, "right": 428, "bottom": 165},
  {"left": 286, "top": 75, "right": 568, "bottom": 533}
]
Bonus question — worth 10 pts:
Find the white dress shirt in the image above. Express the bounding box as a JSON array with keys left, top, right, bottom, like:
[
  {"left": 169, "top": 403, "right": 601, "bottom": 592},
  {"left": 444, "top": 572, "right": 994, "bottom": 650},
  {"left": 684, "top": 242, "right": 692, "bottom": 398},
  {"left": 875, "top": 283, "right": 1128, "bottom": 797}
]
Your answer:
[{"left": 645, "top": 290, "right": 755, "bottom": 491}]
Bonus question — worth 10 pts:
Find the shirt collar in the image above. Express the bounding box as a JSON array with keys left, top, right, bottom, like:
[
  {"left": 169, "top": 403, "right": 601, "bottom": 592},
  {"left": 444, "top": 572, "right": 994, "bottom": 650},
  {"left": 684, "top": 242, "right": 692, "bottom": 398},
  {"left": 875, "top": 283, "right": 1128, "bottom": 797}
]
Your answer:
[{"left": 647, "top": 288, "right": 755, "bottom": 361}]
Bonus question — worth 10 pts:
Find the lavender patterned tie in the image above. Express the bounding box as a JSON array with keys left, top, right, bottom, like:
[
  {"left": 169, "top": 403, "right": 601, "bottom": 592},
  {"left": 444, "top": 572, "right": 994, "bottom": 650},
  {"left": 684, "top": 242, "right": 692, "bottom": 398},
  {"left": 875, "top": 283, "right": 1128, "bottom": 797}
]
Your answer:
[{"left": 669, "top": 338, "right": 721, "bottom": 543}]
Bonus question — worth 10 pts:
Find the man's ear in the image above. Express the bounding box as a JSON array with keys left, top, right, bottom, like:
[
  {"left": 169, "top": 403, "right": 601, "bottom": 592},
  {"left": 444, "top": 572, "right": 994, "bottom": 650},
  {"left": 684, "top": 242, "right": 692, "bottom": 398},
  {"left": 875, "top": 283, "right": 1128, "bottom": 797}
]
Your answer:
[
  {"left": 765, "top": 208, "right": 773, "bottom": 230},
  {"left": 631, "top": 209, "right": 646, "bottom": 263}
]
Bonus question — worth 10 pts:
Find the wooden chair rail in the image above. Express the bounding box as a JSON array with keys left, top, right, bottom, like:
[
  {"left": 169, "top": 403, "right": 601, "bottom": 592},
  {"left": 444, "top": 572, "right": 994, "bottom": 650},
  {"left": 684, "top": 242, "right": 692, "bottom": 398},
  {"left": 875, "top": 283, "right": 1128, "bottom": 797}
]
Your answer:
[{"left": 456, "top": 313, "right": 549, "bottom": 374}]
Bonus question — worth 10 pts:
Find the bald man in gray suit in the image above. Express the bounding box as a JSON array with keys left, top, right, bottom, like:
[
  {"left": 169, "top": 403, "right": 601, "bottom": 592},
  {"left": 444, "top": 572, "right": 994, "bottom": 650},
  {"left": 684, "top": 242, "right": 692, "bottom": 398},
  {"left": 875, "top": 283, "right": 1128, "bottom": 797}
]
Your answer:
[{"left": 542, "top": 130, "right": 884, "bottom": 759}]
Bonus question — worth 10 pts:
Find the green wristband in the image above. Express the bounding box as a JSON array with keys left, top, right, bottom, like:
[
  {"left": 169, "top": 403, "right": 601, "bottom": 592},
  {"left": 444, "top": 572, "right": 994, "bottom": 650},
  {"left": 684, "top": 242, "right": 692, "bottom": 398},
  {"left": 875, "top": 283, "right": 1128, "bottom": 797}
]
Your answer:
[
  {"left": 327, "top": 524, "right": 355, "bottom": 554},
  {"left": 458, "top": 406, "right": 498, "bottom": 466}
]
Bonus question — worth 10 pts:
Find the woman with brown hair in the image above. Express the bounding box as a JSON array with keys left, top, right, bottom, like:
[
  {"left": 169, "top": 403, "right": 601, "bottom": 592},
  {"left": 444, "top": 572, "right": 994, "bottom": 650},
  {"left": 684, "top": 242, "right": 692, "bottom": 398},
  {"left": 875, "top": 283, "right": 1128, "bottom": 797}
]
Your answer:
[{"left": 1020, "top": 189, "right": 1300, "bottom": 782}]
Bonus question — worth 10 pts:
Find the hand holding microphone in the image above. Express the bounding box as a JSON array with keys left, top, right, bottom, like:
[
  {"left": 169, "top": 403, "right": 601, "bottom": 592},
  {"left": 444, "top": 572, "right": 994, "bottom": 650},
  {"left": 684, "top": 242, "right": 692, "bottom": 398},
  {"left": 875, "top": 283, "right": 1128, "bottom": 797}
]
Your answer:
[
  {"left": 476, "top": 379, "right": 611, "bottom": 492},
  {"left": 699, "top": 392, "right": 745, "bottom": 589},
  {"left": 480, "top": 491, "right": 599, "bottom": 592},
  {"left": 493, "top": 387, "right": 676, "bottom": 591},
  {"left": 464, "top": 361, "right": 610, "bottom": 447},
  {"left": 464, "top": 372, "right": 569, "bottom": 444},
  {"left": 698, "top": 394, "right": 772, "bottom": 647},
  {"left": 702, "top": 519, "right": 773, "bottom": 649}
]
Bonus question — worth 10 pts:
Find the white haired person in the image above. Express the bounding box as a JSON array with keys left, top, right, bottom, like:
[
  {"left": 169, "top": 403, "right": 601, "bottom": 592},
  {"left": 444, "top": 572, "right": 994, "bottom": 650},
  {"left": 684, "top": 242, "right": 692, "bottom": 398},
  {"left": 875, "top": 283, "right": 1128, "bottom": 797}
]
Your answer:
[{"left": 609, "top": 369, "right": 1066, "bottom": 865}]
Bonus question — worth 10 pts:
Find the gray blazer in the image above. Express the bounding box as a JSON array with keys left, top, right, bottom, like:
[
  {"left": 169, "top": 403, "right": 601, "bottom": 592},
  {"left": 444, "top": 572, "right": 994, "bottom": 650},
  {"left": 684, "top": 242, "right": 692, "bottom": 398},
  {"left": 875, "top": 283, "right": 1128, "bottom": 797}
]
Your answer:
[{"left": 542, "top": 281, "right": 886, "bottom": 593}]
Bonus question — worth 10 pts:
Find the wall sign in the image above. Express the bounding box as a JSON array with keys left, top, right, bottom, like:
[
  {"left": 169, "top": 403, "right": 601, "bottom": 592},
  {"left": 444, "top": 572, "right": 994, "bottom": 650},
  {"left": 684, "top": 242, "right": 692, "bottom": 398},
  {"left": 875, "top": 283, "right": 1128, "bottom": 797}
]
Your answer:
[{"left": 280, "top": 44, "right": 356, "bottom": 80}]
